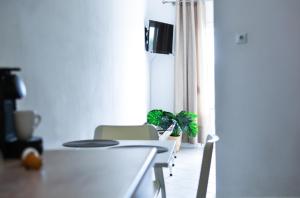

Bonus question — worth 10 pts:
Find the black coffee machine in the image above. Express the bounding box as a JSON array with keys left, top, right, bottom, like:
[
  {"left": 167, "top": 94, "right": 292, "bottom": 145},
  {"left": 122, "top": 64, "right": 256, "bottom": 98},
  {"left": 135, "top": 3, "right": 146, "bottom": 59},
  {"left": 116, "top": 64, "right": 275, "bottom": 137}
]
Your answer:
[{"left": 0, "top": 67, "right": 43, "bottom": 159}]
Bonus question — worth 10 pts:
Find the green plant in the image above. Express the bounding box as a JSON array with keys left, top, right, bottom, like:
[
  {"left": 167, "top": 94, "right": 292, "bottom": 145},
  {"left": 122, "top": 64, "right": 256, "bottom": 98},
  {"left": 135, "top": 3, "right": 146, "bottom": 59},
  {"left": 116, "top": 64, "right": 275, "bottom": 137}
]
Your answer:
[
  {"left": 147, "top": 109, "right": 175, "bottom": 130},
  {"left": 175, "top": 111, "right": 198, "bottom": 137},
  {"left": 160, "top": 111, "right": 176, "bottom": 130},
  {"left": 147, "top": 109, "right": 199, "bottom": 137}
]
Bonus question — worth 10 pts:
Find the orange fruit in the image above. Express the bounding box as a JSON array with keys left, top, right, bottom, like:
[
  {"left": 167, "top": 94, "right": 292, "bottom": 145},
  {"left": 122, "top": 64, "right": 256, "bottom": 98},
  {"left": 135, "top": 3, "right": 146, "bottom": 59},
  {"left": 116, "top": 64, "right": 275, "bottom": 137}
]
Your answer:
[{"left": 21, "top": 148, "right": 42, "bottom": 170}]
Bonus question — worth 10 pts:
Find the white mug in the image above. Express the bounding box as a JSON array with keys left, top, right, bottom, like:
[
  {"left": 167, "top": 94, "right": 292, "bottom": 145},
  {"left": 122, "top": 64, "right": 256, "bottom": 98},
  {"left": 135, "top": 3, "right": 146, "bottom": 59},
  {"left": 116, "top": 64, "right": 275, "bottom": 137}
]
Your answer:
[{"left": 14, "top": 110, "right": 42, "bottom": 141}]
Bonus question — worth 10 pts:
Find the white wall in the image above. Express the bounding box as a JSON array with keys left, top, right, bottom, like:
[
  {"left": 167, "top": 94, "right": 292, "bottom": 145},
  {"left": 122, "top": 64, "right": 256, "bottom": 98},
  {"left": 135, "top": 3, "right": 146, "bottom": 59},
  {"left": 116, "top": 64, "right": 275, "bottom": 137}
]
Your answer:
[
  {"left": 145, "top": 0, "right": 176, "bottom": 112},
  {"left": 0, "top": 0, "right": 148, "bottom": 148},
  {"left": 215, "top": 0, "right": 300, "bottom": 196}
]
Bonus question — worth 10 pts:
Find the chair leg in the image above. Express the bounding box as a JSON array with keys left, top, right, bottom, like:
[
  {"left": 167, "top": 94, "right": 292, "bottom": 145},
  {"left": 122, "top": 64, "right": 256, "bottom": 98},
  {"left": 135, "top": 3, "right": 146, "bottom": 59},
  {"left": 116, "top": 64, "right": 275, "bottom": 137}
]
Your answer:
[
  {"left": 169, "top": 165, "right": 173, "bottom": 176},
  {"left": 168, "top": 152, "right": 176, "bottom": 176},
  {"left": 154, "top": 166, "right": 166, "bottom": 198},
  {"left": 172, "top": 152, "right": 176, "bottom": 167}
]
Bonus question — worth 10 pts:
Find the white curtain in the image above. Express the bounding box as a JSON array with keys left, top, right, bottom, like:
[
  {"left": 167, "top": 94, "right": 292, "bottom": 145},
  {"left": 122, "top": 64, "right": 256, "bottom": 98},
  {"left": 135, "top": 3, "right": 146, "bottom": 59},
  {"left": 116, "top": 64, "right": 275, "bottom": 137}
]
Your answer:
[{"left": 174, "top": 0, "right": 212, "bottom": 143}]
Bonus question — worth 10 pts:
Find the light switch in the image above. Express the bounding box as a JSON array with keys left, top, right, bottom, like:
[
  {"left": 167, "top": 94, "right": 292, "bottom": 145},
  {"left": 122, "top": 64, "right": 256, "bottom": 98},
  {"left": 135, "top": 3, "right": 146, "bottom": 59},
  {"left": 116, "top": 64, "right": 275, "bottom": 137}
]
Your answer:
[{"left": 235, "top": 33, "right": 248, "bottom": 44}]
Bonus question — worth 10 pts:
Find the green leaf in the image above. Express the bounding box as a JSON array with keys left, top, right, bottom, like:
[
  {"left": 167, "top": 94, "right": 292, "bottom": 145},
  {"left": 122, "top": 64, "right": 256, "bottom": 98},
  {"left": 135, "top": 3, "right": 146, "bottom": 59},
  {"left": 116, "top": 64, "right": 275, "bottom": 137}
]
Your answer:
[
  {"left": 147, "top": 109, "right": 163, "bottom": 126},
  {"left": 175, "top": 110, "right": 199, "bottom": 138}
]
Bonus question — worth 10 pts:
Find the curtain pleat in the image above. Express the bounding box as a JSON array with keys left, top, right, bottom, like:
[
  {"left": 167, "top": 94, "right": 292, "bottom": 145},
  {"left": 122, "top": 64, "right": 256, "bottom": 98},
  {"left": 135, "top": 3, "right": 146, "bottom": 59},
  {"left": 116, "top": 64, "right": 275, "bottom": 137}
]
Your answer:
[
  {"left": 189, "top": 1, "right": 197, "bottom": 113},
  {"left": 175, "top": 1, "right": 183, "bottom": 112},
  {"left": 182, "top": 0, "right": 188, "bottom": 112}
]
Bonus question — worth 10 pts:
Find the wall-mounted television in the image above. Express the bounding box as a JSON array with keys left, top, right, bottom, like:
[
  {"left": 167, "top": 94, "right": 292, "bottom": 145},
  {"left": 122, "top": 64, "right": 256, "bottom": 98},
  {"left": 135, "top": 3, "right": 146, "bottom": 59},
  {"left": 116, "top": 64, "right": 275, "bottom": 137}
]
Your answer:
[{"left": 145, "top": 20, "right": 174, "bottom": 55}]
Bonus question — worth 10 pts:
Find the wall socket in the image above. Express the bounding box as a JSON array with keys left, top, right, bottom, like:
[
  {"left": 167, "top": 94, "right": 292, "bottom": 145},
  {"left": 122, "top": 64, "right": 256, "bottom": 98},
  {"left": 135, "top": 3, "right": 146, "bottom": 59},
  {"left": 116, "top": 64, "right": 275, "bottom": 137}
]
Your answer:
[{"left": 235, "top": 33, "right": 248, "bottom": 44}]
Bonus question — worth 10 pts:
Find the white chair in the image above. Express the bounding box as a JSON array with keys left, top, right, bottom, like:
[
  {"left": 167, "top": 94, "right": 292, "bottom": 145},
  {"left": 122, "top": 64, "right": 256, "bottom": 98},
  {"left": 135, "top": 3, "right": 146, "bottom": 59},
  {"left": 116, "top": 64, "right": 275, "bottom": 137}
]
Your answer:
[
  {"left": 157, "top": 122, "right": 176, "bottom": 141},
  {"left": 94, "top": 125, "right": 159, "bottom": 140},
  {"left": 196, "top": 134, "right": 219, "bottom": 198},
  {"left": 94, "top": 124, "right": 175, "bottom": 174}
]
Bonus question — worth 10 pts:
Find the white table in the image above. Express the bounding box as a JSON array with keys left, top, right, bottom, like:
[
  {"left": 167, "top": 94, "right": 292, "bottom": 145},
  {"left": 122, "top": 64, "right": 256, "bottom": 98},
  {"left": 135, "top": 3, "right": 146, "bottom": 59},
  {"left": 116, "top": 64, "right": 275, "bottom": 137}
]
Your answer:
[
  {"left": 109, "top": 140, "right": 175, "bottom": 167},
  {"left": 109, "top": 140, "right": 176, "bottom": 198},
  {"left": 61, "top": 140, "right": 176, "bottom": 198},
  {"left": 0, "top": 148, "right": 157, "bottom": 198}
]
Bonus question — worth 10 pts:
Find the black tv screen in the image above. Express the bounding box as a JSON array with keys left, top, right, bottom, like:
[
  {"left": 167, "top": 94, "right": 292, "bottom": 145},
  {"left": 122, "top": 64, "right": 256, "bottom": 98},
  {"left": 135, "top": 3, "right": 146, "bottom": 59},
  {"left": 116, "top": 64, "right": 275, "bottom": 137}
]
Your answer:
[{"left": 148, "top": 20, "right": 174, "bottom": 54}]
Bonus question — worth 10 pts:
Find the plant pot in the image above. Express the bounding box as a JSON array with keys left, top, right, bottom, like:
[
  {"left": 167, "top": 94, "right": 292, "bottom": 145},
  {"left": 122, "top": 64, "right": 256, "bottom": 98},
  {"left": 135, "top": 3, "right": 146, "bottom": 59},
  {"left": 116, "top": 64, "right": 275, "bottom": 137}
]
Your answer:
[
  {"left": 188, "top": 136, "right": 197, "bottom": 144},
  {"left": 168, "top": 134, "right": 182, "bottom": 152},
  {"left": 181, "top": 133, "right": 189, "bottom": 143}
]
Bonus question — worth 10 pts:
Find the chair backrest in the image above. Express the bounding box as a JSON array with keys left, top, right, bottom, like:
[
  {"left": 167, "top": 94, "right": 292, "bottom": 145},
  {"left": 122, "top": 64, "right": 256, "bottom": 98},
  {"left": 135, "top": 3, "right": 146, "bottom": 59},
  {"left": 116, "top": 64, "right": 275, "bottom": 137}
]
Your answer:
[
  {"left": 158, "top": 122, "right": 176, "bottom": 141},
  {"left": 196, "top": 134, "right": 219, "bottom": 198},
  {"left": 94, "top": 125, "right": 159, "bottom": 140}
]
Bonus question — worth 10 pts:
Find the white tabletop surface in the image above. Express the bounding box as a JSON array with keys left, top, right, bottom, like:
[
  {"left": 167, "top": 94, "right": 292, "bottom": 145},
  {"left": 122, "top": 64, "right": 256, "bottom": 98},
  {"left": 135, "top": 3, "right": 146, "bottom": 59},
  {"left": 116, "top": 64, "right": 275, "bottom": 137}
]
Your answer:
[
  {"left": 60, "top": 140, "right": 176, "bottom": 168},
  {"left": 0, "top": 148, "right": 156, "bottom": 198},
  {"left": 109, "top": 140, "right": 176, "bottom": 167}
]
